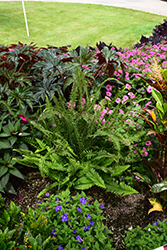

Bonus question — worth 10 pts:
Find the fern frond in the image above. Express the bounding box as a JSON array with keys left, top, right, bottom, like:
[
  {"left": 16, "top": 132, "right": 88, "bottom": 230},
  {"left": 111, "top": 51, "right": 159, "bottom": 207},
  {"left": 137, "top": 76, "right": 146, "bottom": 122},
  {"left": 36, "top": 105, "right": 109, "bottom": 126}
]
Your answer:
[
  {"left": 85, "top": 167, "right": 106, "bottom": 188},
  {"left": 104, "top": 177, "right": 138, "bottom": 195},
  {"left": 74, "top": 176, "right": 94, "bottom": 190}
]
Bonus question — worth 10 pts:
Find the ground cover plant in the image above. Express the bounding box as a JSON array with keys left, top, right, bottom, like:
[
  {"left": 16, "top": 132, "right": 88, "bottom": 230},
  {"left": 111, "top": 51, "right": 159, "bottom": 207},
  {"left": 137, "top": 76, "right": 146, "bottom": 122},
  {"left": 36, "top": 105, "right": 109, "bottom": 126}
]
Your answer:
[
  {"left": 0, "top": 1, "right": 166, "bottom": 49},
  {"left": 1, "top": 19, "right": 167, "bottom": 249}
]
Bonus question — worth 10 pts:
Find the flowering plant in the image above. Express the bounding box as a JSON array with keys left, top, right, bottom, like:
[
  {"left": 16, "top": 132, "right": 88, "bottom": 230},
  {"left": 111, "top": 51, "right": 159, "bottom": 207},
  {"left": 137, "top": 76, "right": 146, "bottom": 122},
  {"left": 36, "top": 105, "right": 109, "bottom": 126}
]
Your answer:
[{"left": 30, "top": 189, "right": 114, "bottom": 250}]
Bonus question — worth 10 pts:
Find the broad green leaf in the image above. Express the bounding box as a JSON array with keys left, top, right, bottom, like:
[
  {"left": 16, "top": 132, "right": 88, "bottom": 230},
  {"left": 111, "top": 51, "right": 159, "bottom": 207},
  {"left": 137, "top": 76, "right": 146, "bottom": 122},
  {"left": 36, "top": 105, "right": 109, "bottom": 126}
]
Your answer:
[
  {"left": 163, "top": 103, "right": 167, "bottom": 114},
  {"left": 3, "top": 210, "right": 10, "bottom": 223},
  {"left": 0, "top": 166, "right": 8, "bottom": 178},
  {"left": 156, "top": 101, "right": 164, "bottom": 114},
  {"left": 0, "top": 140, "right": 11, "bottom": 149},
  {"left": 152, "top": 88, "right": 163, "bottom": 105},
  {"left": 0, "top": 133, "right": 10, "bottom": 137},
  {"left": 1, "top": 173, "right": 10, "bottom": 188},
  {"left": 9, "top": 169, "right": 25, "bottom": 180},
  {"left": 151, "top": 180, "right": 167, "bottom": 193},
  {"left": 162, "top": 68, "right": 167, "bottom": 82}
]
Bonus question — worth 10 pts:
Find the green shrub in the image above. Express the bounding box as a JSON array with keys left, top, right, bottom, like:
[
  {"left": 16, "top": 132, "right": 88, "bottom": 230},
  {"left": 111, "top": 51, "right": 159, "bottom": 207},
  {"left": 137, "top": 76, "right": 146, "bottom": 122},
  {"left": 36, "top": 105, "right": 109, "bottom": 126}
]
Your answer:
[{"left": 125, "top": 219, "right": 167, "bottom": 250}]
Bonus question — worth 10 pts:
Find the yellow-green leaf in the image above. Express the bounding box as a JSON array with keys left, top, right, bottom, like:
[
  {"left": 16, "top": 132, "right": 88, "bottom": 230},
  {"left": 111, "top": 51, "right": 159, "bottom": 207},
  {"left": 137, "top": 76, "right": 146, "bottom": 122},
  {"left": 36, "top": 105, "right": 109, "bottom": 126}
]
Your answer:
[{"left": 148, "top": 198, "right": 163, "bottom": 214}]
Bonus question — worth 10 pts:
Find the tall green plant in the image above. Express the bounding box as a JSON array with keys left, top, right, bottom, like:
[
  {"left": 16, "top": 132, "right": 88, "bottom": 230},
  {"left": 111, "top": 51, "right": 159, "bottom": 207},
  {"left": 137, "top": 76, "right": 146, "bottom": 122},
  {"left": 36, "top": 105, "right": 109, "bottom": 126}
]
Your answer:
[{"left": 14, "top": 68, "right": 144, "bottom": 196}]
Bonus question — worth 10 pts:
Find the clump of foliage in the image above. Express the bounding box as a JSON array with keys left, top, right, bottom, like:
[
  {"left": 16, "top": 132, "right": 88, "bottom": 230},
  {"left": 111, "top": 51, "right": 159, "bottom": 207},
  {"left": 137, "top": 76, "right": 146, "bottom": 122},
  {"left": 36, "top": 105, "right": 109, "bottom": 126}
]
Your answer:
[
  {"left": 0, "top": 190, "right": 115, "bottom": 249},
  {"left": 125, "top": 219, "right": 167, "bottom": 250}
]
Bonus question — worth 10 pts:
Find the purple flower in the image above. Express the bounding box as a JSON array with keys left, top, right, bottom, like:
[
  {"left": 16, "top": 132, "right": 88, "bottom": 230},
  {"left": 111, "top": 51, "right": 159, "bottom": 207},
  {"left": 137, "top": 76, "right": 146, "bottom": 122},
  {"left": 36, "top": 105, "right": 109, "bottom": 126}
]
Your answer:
[
  {"left": 76, "top": 235, "right": 82, "bottom": 243},
  {"left": 84, "top": 225, "right": 90, "bottom": 231},
  {"left": 103, "top": 229, "right": 107, "bottom": 232},
  {"left": 37, "top": 202, "right": 41, "bottom": 208},
  {"left": 70, "top": 197, "right": 74, "bottom": 201},
  {"left": 55, "top": 197, "right": 59, "bottom": 203},
  {"left": 45, "top": 193, "right": 50, "bottom": 197},
  {"left": 58, "top": 244, "right": 63, "bottom": 250},
  {"left": 55, "top": 205, "right": 62, "bottom": 211},
  {"left": 82, "top": 247, "right": 87, "bottom": 250},
  {"left": 77, "top": 206, "right": 82, "bottom": 213},
  {"left": 51, "top": 229, "right": 56, "bottom": 237},
  {"left": 73, "top": 230, "right": 77, "bottom": 234},
  {"left": 90, "top": 221, "right": 94, "bottom": 226},
  {"left": 86, "top": 214, "right": 91, "bottom": 220},
  {"left": 80, "top": 197, "right": 87, "bottom": 205},
  {"left": 100, "top": 204, "right": 105, "bottom": 209},
  {"left": 153, "top": 222, "right": 159, "bottom": 226},
  {"left": 61, "top": 213, "right": 69, "bottom": 222}
]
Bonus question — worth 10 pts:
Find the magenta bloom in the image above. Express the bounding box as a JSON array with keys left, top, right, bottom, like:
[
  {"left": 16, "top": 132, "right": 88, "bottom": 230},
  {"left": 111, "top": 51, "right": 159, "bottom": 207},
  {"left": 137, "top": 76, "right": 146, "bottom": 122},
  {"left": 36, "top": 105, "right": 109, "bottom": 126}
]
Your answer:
[
  {"left": 119, "top": 109, "right": 124, "bottom": 114},
  {"left": 147, "top": 86, "right": 152, "bottom": 93},
  {"left": 19, "top": 114, "right": 29, "bottom": 123},
  {"left": 115, "top": 98, "right": 121, "bottom": 103},
  {"left": 106, "top": 91, "right": 112, "bottom": 97},
  {"left": 145, "top": 141, "right": 152, "bottom": 146}
]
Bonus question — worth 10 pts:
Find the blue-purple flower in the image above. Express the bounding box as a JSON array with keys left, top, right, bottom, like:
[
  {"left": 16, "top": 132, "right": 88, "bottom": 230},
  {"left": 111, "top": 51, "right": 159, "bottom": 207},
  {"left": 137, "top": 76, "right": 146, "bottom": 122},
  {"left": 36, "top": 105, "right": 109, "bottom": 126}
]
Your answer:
[
  {"left": 82, "top": 247, "right": 87, "bottom": 250},
  {"left": 86, "top": 214, "right": 91, "bottom": 220},
  {"left": 55, "top": 197, "right": 59, "bottom": 203},
  {"left": 51, "top": 229, "right": 56, "bottom": 237},
  {"left": 90, "top": 221, "right": 94, "bottom": 226},
  {"left": 80, "top": 197, "right": 87, "bottom": 205},
  {"left": 153, "top": 222, "right": 159, "bottom": 226},
  {"left": 77, "top": 206, "right": 82, "bottom": 213},
  {"left": 73, "top": 230, "right": 77, "bottom": 234},
  {"left": 84, "top": 225, "right": 90, "bottom": 231},
  {"left": 55, "top": 205, "right": 62, "bottom": 211},
  {"left": 58, "top": 244, "right": 63, "bottom": 250},
  {"left": 76, "top": 235, "right": 82, "bottom": 243},
  {"left": 45, "top": 193, "right": 50, "bottom": 197},
  {"left": 61, "top": 213, "right": 69, "bottom": 222},
  {"left": 37, "top": 202, "right": 41, "bottom": 208},
  {"left": 100, "top": 204, "right": 105, "bottom": 209}
]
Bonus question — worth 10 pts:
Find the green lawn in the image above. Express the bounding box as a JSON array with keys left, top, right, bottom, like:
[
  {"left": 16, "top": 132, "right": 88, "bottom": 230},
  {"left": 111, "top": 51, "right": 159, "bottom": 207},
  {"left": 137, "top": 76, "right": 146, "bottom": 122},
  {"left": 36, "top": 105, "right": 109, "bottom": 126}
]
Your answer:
[{"left": 0, "top": 1, "right": 166, "bottom": 49}]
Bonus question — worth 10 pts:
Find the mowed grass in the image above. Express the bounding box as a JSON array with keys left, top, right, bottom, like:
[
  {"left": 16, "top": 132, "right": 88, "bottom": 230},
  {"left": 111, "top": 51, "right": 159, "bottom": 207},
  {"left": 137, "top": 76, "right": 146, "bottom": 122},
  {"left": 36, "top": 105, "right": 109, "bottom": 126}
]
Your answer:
[{"left": 0, "top": 1, "right": 166, "bottom": 49}]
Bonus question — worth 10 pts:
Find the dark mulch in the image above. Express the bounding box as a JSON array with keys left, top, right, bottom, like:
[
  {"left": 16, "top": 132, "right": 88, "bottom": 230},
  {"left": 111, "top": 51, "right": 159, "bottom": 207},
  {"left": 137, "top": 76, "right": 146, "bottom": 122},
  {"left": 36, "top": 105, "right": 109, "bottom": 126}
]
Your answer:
[{"left": 4, "top": 168, "right": 167, "bottom": 250}]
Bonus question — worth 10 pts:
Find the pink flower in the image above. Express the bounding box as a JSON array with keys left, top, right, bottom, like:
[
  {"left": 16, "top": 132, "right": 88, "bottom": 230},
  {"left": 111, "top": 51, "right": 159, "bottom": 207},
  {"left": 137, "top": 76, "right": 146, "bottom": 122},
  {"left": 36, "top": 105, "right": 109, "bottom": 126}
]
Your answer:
[
  {"left": 147, "top": 86, "right": 152, "bottom": 93},
  {"left": 115, "top": 98, "right": 121, "bottom": 103},
  {"left": 105, "top": 96, "right": 111, "bottom": 101},
  {"left": 106, "top": 91, "right": 112, "bottom": 97},
  {"left": 145, "top": 141, "right": 151, "bottom": 146},
  {"left": 122, "top": 95, "right": 129, "bottom": 104},
  {"left": 119, "top": 109, "right": 124, "bottom": 114},
  {"left": 106, "top": 84, "right": 112, "bottom": 91},
  {"left": 125, "top": 84, "right": 131, "bottom": 90},
  {"left": 135, "top": 176, "right": 140, "bottom": 180},
  {"left": 108, "top": 110, "right": 113, "bottom": 114},
  {"left": 19, "top": 114, "right": 29, "bottom": 123}
]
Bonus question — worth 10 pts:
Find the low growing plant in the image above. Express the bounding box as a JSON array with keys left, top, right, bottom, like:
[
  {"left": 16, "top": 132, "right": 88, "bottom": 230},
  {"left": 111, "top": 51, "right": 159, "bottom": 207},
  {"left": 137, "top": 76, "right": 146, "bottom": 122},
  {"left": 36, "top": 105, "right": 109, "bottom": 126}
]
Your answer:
[
  {"left": 125, "top": 219, "right": 167, "bottom": 250},
  {"left": 0, "top": 189, "right": 115, "bottom": 249}
]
